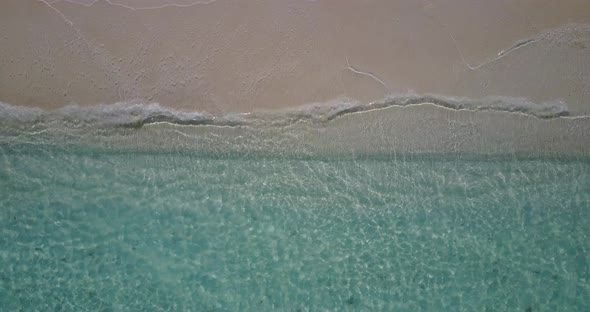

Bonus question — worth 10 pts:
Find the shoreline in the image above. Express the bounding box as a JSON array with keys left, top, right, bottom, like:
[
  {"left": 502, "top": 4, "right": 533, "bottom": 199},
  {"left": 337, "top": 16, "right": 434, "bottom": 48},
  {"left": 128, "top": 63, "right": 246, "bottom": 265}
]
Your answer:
[
  {"left": 2, "top": 101, "right": 589, "bottom": 157},
  {"left": 0, "top": 92, "right": 579, "bottom": 126}
]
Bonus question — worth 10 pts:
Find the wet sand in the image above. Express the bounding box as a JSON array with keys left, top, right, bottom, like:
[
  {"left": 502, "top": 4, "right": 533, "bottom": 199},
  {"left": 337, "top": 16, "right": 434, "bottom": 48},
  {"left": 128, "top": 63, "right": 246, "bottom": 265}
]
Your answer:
[{"left": 1, "top": 0, "right": 589, "bottom": 115}]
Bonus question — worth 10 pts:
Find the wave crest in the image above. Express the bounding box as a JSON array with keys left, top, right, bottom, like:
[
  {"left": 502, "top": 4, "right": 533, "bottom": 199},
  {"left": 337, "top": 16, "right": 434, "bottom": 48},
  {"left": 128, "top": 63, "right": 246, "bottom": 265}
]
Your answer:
[{"left": 0, "top": 94, "right": 570, "bottom": 128}]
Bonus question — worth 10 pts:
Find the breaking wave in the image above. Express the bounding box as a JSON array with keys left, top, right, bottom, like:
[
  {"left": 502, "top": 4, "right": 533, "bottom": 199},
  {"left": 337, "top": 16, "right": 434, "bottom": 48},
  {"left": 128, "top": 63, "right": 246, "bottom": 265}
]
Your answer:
[{"left": 0, "top": 94, "right": 571, "bottom": 128}]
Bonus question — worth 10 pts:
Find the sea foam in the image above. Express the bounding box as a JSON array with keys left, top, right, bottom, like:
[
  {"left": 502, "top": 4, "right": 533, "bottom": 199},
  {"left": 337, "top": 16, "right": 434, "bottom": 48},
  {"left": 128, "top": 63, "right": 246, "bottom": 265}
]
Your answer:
[{"left": 0, "top": 94, "right": 571, "bottom": 128}]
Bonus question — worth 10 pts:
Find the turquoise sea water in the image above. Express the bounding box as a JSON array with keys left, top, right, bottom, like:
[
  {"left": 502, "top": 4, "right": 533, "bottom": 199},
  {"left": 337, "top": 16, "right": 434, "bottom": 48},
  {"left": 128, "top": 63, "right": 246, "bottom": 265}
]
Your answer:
[{"left": 1, "top": 138, "right": 589, "bottom": 311}]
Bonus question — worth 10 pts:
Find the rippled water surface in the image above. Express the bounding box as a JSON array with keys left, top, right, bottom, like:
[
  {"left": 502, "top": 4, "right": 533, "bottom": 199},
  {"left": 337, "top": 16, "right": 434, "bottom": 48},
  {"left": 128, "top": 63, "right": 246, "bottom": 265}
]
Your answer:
[{"left": 1, "top": 143, "right": 589, "bottom": 311}]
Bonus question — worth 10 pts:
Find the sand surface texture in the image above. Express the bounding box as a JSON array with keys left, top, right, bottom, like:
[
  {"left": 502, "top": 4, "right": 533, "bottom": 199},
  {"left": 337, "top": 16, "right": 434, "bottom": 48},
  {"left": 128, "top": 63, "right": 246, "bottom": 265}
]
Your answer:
[{"left": 1, "top": 0, "right": 589, "bottom": 116}]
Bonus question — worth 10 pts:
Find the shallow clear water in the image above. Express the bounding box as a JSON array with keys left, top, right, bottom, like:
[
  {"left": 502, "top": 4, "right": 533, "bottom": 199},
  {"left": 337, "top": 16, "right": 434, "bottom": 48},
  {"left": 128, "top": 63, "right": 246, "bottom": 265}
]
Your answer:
[{"left": 1, "top": 142, "right": 589, "bottom": 311}]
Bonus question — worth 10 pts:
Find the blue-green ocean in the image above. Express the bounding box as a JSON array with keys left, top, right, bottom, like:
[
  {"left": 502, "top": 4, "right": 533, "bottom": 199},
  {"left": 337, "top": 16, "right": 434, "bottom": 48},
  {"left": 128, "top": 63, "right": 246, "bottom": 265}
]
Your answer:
[
  {"left": 1, "top": 142, "right": 589, "bottom": 311},
  {"left": 1, "top": 100, "right": 590, "bottom": 311}
]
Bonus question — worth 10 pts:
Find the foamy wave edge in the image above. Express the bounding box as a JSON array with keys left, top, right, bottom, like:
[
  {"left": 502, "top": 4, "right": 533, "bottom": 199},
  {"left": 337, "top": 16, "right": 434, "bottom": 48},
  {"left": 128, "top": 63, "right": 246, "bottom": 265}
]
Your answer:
[{"left": 0, "top": 94, "right": 571, "bottom": 127}]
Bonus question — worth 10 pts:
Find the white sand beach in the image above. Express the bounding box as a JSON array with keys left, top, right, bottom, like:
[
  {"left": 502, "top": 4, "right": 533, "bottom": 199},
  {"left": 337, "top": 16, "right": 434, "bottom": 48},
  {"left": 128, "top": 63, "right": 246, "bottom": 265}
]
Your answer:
[{"left": 1, "top": 0, "right": 589, "bottom": 116}]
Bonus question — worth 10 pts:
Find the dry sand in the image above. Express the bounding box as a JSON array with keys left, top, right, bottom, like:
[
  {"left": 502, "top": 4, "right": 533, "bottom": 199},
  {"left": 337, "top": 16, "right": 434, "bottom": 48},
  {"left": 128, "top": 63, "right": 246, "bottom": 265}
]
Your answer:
[{"left": 1, "top": 0, "right": 589, "bottom": 115}]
